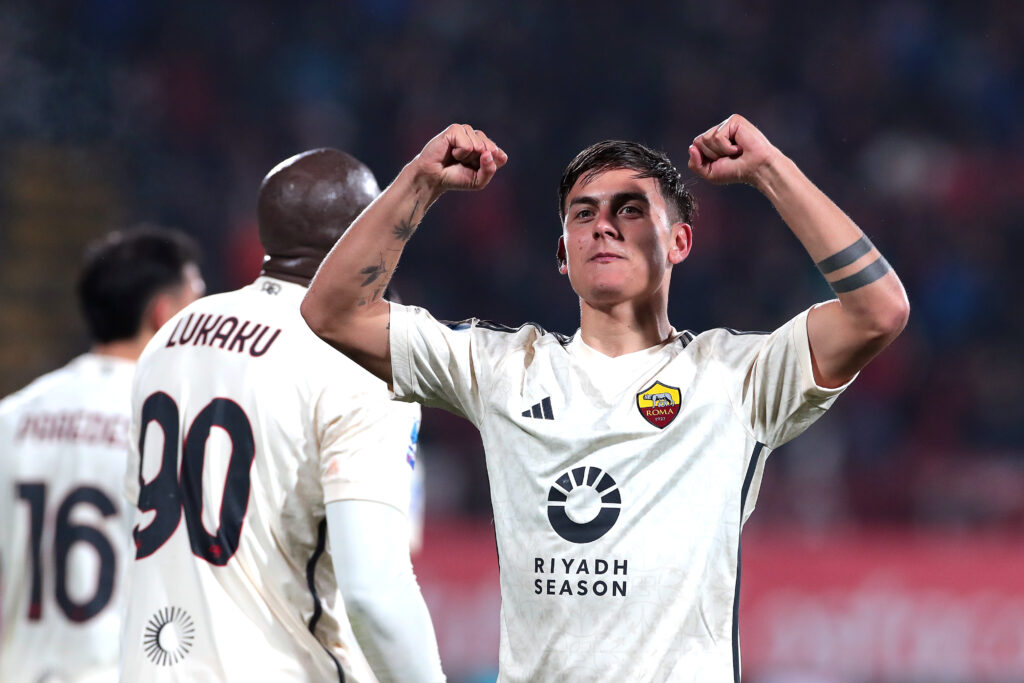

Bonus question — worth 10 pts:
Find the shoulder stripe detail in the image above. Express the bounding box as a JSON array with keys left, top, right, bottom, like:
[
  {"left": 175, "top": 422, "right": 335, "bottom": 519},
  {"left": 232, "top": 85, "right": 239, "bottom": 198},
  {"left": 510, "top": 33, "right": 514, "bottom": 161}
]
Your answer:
[
  {"left": 306, "top": 519, "right": 345, "bottom": 682},
  {"left": 722, "top": 327, "right": 770, "bottom": 336},
  {"left": 678, "top": 330, "right": 695, "bottom": 348},
  {"left": 733, "top": 442, "right": 765, "bottom": 683},
  {"left": 442, "top": 319, "right": 474, "bottom": 331},
  {"left": 739, "top": 442, "right": 764, "bottom": 521},
  {"left": 441, "top": 318, "right": 572, "bottom": 346}
]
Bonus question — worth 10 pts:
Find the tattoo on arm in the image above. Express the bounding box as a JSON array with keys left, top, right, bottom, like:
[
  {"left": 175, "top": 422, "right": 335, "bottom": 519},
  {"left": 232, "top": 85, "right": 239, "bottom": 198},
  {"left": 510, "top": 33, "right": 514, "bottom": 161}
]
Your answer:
[
  {"left": 392, "top": 200, "right": 420, "bottom": 242},
  {"left": 392, "top": 219, "right": 416, "bottom": 242},
  {"left": 359, "top": 256, "right": 389, "bottom": 287},
  {"left": 828, "top": 256, "right": 892, "bottom": 293},
  {"left": 816, "top": 235, "right": 874, "bottom": 274}
]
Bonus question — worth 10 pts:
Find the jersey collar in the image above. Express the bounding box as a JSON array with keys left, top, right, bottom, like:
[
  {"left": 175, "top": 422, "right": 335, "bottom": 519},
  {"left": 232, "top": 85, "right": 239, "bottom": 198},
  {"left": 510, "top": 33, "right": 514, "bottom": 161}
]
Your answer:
[{"left": 250, "top": 275, "right": 308, "bottom": 303}]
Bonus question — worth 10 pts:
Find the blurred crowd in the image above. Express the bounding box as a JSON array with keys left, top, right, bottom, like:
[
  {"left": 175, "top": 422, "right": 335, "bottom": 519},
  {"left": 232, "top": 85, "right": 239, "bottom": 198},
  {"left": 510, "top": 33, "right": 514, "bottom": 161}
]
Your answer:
[{"left": 2, "top": 0, "right": 1022, "bottom": 529}]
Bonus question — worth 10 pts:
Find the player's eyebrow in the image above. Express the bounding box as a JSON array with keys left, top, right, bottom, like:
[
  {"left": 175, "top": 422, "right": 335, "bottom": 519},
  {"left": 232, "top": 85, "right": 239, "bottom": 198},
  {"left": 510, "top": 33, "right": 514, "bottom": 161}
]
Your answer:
[
  {"left": 567, "top": 195, "right": 599, "bottom": 209},
  {"left": 611, "top": 191, "right": 650, "bottom": 208},
  {"left": 568, "top": 191, "right": 651, "bottom": 210}
]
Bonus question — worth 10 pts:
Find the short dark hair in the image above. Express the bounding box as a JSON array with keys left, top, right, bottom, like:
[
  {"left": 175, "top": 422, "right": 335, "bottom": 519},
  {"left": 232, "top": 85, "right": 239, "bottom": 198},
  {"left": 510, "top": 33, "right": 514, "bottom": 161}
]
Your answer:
[
  {"left": 558, "top": 141, "right": 696, "bottom": 224},
  {"left": 77, "top": 226, "right": 200, "bottom": 343}
]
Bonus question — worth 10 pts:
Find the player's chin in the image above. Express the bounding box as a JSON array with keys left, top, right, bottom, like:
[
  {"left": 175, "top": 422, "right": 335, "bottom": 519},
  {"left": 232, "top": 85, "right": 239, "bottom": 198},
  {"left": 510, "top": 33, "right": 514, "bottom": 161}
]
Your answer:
[{"left": 575, "top": 279, "right": 636, "bottom": 306}]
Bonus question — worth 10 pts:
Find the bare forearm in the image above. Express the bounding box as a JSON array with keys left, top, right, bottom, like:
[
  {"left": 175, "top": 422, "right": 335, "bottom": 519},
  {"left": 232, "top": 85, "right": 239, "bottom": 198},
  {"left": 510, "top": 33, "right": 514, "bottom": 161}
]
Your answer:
[
  {"left": 690, "top": 115, "right": 909, "bottom": 386},
  {"left": 306, "top": 166, "right": 433, "bottom": 321},
  {"left": 302, "top": 165, "right": 436, "bottom": 380},
  {"left": 753, "top": 153, "right": 908, "bottom": 327},
  {"left": 303, "top": 124, "right": 505, "bottom": 383},
  {"left": 752, "top": 154, "right": 863, "bottom": 261},
  {"left": 754, "top": 154, "right": 908, "bottom": 385}
]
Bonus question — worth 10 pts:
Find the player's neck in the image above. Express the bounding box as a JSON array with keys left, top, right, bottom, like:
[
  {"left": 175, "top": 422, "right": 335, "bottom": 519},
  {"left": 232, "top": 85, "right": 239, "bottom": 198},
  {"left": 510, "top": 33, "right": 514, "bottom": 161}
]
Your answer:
[
  {"left": 91, "top": 335, "right": 149, "bottom": 361},
  {"left": 578, "top": 297, "right": 673, "bottom": 357},
  {"left": 260, "top": 270, "right": 311, "bottom": 287},
  {"left": 260, "top": 257, "right": 315, "bottom": 287}
]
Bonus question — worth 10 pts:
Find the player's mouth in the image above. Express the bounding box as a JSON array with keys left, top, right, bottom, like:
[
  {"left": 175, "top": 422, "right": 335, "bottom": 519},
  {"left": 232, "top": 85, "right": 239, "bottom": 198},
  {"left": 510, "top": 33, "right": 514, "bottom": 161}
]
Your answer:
[{"left": 590, "top": 251, "right": 625, "bottom": 263}]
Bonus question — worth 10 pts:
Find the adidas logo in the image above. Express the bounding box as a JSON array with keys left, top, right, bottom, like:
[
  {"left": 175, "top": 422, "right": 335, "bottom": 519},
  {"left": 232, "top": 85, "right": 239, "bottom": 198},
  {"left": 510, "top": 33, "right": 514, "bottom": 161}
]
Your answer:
[{"left": 522, "top": 396, "right": 554, "bottom": 420}]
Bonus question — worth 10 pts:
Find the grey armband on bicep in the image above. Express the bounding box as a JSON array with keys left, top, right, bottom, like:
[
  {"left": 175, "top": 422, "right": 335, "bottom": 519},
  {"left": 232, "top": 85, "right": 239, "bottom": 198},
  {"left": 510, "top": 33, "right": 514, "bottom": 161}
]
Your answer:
[{"left": 816, "top": 234, "right": 892, "bottom": 294}]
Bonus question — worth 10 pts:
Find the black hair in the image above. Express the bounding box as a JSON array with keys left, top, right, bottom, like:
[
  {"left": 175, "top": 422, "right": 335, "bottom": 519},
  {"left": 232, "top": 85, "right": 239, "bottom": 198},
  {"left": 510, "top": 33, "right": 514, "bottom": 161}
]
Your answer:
[
  {"left": 76, "top": 226, "right": 200, "bottom": 343},
  {"left": 558, "top": 140, "right": 696, "bottom": 224}
]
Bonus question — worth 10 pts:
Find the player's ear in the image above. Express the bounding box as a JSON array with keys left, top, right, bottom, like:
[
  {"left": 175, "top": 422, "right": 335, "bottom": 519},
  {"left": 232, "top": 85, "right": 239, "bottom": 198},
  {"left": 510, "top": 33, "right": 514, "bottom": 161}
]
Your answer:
[
  {"left": 146, "top": 292, "right": 176, "bottom": 333},
  {"left": 555, "top": 236, "right": 568, "bottom": 275},
  {"left": 146, "top": 268, "right": 203, "bottom": 334},
  {"left": 668, "top": 222, "right": 692, "bottom": 266}
]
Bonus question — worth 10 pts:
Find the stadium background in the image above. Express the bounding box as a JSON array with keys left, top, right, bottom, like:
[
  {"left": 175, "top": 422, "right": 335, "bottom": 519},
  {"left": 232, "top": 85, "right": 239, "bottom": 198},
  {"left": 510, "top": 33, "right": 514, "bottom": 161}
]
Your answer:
[{"left": 1, "top": 1, "right": 1022, "bottom": 681}]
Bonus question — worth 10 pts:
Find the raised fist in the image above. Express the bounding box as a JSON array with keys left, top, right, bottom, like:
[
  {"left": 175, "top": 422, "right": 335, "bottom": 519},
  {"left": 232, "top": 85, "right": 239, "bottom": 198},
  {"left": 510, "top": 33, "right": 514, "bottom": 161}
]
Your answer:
[
  {"left": 687, "top": 114, "right": 780, "bottom": 186},
  {"left": 413, "top": 124, "right": 508, "bottom": 196}
]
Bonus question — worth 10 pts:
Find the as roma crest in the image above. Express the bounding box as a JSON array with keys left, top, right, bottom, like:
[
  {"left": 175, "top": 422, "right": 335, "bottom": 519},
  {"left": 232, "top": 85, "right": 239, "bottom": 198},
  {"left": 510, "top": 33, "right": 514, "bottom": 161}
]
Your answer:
[{"left": 636, "top": 380, "right": 681, "bottom": 429}]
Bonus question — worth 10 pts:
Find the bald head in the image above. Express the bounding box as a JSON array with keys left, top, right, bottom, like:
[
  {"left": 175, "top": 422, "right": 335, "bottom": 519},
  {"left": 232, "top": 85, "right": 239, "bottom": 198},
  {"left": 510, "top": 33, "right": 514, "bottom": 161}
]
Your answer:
[{"left": 257, "top": 148, "right": 380, "bottom": 284}]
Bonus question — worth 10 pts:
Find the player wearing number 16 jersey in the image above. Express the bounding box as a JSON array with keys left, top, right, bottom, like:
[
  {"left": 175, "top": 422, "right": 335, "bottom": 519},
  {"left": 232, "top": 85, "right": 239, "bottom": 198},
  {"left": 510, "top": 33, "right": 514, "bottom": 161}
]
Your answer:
[
  {"left": 0, "top": 228, "right": 203, "bottom": 683},
  {"left": 121, "top": 149, "right": 445, "bottom": 682}
]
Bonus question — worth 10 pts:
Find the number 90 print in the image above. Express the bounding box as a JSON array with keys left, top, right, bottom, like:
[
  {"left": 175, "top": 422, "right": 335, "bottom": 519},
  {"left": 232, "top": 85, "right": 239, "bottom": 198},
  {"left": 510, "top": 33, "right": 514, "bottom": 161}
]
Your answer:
[{"left": 134, "top": 392, "right": 255, "bottom": 566}]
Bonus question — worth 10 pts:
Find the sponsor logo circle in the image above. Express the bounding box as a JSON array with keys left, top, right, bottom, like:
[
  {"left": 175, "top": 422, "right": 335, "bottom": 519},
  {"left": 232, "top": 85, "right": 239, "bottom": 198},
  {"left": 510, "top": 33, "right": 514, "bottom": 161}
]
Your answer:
[
  {"left": 547, "top": 466, "right": 621, "bottom": 544},
  {"left": 565, "top": 485, "right": 602, "bottom": 524},
  {"left": 143, "top": 606, "right": 195, "bottom": 666}
]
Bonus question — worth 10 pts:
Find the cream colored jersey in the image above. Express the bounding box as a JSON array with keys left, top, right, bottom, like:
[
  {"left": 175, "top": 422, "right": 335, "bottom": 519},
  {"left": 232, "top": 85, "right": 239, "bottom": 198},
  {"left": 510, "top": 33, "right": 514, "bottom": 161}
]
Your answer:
[
  {"left": 390, "top": 303, "right": 851, "bottom": 683},
  {"left": 122, "top": 277, "right": 420, "bottom": 682},
  {"left": 0, "top": 354, "right": 136, "bottom": 683}
]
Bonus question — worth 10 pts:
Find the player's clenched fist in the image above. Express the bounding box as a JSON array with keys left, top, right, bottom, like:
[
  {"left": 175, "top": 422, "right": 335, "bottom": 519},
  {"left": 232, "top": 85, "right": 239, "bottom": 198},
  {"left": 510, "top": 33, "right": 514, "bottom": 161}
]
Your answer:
[
  {"left": 687, "top": 114, "right": 779, "bottom": 187},
  {"left": 413, "top": 123, "right": 508, "bottom": 197}
]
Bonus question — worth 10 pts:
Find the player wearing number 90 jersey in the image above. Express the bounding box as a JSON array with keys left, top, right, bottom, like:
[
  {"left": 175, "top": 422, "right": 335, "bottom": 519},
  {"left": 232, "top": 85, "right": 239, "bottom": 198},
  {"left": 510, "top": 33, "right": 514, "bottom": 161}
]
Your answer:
[
  {"left": 0, "top": 228, "right": 203, "bottom": 683},
  {"left": 120, "top": 149, "right": 445, "bottom": 682}
]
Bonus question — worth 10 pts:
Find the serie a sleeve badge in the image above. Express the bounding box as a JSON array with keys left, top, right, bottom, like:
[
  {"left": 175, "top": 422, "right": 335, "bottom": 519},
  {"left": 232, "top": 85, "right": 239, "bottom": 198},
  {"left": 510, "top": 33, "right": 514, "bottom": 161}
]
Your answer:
[{"left": 636, "top": 380, "right": 681, "bottom": 429}]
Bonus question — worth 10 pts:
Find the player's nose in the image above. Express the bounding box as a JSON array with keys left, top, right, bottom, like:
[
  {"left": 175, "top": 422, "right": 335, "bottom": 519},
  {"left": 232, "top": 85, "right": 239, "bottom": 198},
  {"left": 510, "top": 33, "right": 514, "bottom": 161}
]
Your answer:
[{"left": 592, "top": 217, "right": 622, "bottom": 241}]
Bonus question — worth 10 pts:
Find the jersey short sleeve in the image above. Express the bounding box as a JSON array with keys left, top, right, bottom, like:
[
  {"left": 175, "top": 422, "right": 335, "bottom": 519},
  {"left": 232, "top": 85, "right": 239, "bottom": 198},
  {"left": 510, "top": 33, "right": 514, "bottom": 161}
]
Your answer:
[
  {"left": 712, "top": 306, "right": 853, "bottom": 449},
  {"left": 124, "top": 372, "right": 144, "bottom": 510},
  {"left": 317, "top": 385, "right": 419, "bottom": 515},
  {"left": 0, "top": 407, "right": 13, "bottom": 586},
  {"left": 389, "top": 303, "right": 490, "bottom": 421}
]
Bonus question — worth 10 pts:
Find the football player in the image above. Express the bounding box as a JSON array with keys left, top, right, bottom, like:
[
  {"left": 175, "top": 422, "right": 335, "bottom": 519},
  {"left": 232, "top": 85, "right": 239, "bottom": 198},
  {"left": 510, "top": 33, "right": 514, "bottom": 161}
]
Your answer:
[
  {"left": 0, "top": 227, "right": 203, "bottom": 682},
  {"left": 120, "top": 149, "right": 445, "bottom": 682},
  {"left": 301, "top": 117, "right": 909, "bottom": 681}
]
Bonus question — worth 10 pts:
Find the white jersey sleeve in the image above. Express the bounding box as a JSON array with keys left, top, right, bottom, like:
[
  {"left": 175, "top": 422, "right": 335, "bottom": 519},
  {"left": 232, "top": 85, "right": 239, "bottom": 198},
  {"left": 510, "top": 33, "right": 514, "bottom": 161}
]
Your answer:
[
  {"left": 318, "top": 384, "right": 419, "bottom": 513},
  {"left": 706, "top": 306, "right": 853, "bottom": 449},
  {"left": 389, "top": 304, "right": 484, "bottom": 420},
  {"left": 326, "top": 500, "right": 445, "bottom": 683},
  {"left": 124, "top": 371, "right": 144, "bottom": 511},
  {"left": 0, "top": 408, "right": 12, "bottom": 627},
  {"left": 389, "top": 303, "right": 541, "bottom": 422}
]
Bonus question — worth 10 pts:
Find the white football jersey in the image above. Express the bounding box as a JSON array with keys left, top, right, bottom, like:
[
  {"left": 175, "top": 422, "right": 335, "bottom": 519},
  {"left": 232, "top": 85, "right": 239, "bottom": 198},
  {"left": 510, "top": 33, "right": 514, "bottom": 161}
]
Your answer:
[
  {"left": 0, "top": 354, "right": 136, "bottom": 683},
  {"left": 121, "top": 276, "right": 420, "bottom": 682},
  {"left": 389, "top": 303, "right": 851, "bottom": 683}
]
